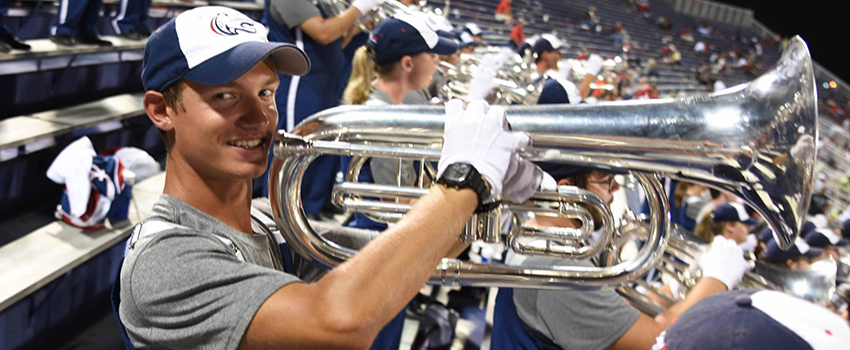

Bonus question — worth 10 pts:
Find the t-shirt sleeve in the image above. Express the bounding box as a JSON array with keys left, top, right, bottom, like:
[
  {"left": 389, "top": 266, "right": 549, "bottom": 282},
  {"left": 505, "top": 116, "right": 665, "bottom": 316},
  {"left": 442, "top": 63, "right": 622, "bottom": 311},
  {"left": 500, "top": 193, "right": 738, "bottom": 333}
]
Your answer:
[
  {"left": 123, "top": 231, "right": 301, "bottom": 349},
  {"left": 542, "top": 288, "right": 640, "bottom": 349},
  {"left": 515, "top": 286, "right": 641, "bottom": 349},
  {"left": 269, "top": 0, "right": 321, "bottom": 30}
]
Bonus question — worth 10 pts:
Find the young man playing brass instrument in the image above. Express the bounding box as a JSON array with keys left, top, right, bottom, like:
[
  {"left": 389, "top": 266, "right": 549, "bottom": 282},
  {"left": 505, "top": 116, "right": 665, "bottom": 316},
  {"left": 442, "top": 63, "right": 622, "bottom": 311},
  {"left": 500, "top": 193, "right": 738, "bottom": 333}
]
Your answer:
[{"left": 113, "top": 7, "right": 544, "bottom": 349}]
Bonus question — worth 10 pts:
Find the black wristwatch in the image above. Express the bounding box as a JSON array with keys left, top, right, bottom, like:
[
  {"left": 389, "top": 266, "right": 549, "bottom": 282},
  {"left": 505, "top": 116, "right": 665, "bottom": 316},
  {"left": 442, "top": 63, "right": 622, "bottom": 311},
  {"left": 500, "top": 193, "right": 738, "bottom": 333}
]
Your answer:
[{"left": 437, "top": 163, "right": 497, "bottom": 212}]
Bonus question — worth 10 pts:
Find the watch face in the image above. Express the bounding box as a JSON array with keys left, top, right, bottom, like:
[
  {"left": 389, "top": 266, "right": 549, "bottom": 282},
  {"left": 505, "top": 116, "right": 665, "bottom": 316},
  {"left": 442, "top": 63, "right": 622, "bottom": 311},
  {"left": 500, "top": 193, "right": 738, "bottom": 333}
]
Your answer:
[{"left": 446, "top": 163, "right": 471, "bottom": 182}]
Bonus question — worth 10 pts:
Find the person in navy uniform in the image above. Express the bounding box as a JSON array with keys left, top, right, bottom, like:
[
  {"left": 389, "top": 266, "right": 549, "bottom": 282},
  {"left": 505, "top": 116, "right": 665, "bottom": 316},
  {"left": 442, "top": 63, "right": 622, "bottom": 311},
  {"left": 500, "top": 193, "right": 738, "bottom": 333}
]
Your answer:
[
  {"left": 50, "top": 0, "right": 112, "bottom": 46},
  {"left": 0, "top": 0, "right": 30, "bottom": 52},
  {"left": 256, "top": 0, "right": 385, "bottom": 219},
  {"left": 111, "top": 0, "right": 152, "bottom": 40}
]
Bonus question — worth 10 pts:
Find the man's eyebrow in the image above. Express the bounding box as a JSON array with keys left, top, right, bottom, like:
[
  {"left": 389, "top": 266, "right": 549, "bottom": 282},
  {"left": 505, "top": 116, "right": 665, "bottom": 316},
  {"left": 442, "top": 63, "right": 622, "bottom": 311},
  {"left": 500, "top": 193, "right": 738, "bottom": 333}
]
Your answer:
[{"left": 263, "top": 76, "right": 280, "bottom": 86}]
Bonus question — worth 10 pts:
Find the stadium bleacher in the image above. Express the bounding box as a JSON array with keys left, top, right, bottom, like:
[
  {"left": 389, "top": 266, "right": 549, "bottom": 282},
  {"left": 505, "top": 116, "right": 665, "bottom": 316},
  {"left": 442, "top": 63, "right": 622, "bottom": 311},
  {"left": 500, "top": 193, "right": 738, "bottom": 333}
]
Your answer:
[{"left": 0, "top": 0, "right": 848, "bottom": 349}]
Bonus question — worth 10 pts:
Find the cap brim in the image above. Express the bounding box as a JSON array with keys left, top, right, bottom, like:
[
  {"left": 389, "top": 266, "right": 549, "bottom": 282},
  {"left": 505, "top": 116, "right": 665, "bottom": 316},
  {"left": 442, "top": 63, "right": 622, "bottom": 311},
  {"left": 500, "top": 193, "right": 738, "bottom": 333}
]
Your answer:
[
  {"left": 430, "top": 37, "right": 458, "bottom": 55},
  {"left": 836, "top": 239, "right": 849, "bottom": 247},
  {"left": 460, "top": 41, "right": 481, "bottom": 48},
  {"left": 743, "top": 218, "right": 759, "bottom": 226},
  {"left": 804, "top": 247, "right": 824, "bottom": 259},
  {"left": 184, "top": 41, "right": 310, "bottom": 87}
]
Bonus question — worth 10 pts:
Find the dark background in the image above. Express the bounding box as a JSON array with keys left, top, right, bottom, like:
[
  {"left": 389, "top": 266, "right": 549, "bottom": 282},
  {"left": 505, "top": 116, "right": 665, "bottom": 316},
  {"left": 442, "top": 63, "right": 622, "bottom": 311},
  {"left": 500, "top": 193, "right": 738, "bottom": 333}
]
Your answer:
[{"left": 718, "top": 0, "right": 850, "bottom": 83}]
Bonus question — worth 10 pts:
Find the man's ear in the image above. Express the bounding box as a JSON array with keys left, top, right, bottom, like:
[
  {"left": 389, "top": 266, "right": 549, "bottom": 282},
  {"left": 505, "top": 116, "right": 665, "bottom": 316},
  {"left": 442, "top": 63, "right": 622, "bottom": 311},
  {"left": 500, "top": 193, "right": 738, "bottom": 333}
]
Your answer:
[
  {"left": 400, "top": 55, "right": 414, "bottom": 73},
  {"left": 143, "top": 91, "right": 174, "bottom": 132},
  {"left": 557, "top": 178, "right": 572, "bottom": 187}
]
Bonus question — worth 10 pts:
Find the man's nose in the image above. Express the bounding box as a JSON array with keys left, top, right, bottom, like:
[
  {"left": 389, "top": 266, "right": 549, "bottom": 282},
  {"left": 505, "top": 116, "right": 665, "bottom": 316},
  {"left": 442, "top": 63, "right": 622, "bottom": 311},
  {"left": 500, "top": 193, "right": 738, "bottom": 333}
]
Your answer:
[{"left": 239, "top": 97, "right": 272, "bottom": 130}]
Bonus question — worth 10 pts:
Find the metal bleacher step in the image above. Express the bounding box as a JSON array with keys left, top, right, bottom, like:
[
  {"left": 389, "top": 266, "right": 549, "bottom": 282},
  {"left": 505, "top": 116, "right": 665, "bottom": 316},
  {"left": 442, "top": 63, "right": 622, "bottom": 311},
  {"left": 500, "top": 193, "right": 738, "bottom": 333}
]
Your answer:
[
  {"left": 0, "top": 171, "right": 164, "bottom": 313},
  {"left": 0, "top": 93, "right": 144, "bottom": 160},
  {"left": 0, "top": 36, "right": 145, "bottom": 76}
]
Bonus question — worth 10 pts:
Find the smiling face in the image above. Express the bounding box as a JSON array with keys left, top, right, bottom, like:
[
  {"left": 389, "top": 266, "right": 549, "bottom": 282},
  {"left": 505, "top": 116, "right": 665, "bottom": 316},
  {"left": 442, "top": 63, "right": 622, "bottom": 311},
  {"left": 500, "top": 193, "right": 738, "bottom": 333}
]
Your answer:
[{"left": 164, "top": 58, "right": 280, "bottom": 181}]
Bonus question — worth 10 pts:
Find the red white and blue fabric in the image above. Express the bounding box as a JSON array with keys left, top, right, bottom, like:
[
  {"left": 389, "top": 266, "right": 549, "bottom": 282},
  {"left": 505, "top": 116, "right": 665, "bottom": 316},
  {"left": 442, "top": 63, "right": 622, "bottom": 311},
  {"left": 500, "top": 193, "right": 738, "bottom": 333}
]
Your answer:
[{"left": 47, "top": 137, "right": 132, "bottom": 230}]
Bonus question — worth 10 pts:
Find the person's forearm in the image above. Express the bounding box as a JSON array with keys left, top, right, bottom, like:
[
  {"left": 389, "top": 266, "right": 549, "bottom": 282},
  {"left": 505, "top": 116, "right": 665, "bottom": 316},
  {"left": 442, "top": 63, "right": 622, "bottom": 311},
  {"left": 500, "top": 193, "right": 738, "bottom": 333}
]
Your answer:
[
  {"left": 655, "top": 277, "right": 726, "bottom": 328},
  {"left": 301, "top": 7, "right": 362, "bottom": 45},
  {"left": 341, "top": 26, "right": 362, "bottom": 48},
  {"left": 579, "top": 73, "right": 594, "bottom": 99},
  {"left": 313, "top": 185, "right": 475, "bottom": 334}
]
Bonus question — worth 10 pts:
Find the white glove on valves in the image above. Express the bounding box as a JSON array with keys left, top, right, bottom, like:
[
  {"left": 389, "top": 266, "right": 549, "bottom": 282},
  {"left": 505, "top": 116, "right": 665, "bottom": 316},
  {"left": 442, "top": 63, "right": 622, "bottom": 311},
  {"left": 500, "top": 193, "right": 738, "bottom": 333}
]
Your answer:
[
  {"left": 351, "top": 0, "right": 384, "bottom": 15},
  {"left": 502, "top": 155, "right": 547, "bottom": 204},
  {"left": 697, "top": 236, "right": 754, "bottom": 290},
  {"left": 583, "top": 54, "right": 605, "bottom": 77},
  {"left": 438, "top": 99, "right": 530, "bottom": 202}
]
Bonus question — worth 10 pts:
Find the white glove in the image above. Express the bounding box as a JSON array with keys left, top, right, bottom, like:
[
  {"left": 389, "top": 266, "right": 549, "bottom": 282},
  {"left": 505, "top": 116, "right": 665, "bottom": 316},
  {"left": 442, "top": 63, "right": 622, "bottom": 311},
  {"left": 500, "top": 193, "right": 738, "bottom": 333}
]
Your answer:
[
  {"left": 351, "top": 0, "right": 384, "bottom": 14},
  {"left": 583, "top": 54, "right": 605, "bottom": 76},
  {"left": 467, "top": 55, "right": 498, "bottom": 101},
  {"left": 697, "top": 236, "right": 754, "bottom": 290},
  {"left": 539, "top": 171, "right": 557, "bottom": 192},
  {"left": 738, "top": 234, "right": 758, "bottom": 253},
  {"left": 438, "top": 100, "right": 530, "bottom": 202},
  {"left": 502, "top": 155, "right": 545, "bottom": 203}
]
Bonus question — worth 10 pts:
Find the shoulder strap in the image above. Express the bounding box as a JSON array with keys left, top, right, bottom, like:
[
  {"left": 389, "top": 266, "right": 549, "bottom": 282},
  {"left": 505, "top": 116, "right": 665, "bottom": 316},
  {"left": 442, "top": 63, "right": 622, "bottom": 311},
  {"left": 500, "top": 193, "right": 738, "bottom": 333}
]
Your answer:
[
  {"left": 126, "top": 220, "right": 245, "bottom": 262},
  {"left": 251, "top": 206, "right": 285, "bottom": 245}
]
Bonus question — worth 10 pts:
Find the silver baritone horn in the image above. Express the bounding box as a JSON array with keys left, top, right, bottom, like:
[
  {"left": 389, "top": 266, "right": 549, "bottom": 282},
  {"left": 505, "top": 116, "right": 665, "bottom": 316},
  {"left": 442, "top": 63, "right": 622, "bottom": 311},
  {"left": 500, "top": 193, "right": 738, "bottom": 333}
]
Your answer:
[{"left": 269, "top": 36, "right": 818, "bottom": 290}]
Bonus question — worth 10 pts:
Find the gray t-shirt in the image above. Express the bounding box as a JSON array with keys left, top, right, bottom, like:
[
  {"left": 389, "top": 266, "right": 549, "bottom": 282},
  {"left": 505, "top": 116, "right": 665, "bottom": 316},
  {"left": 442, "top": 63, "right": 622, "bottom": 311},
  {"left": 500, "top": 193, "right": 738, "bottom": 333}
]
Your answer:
[
  {"left": 269, "top": 0, "right": 321, "bottom": 29},
  {"left": 119, "top": 195, "right": 301, "bottom": 349},
  {"left": 365, "top": 86, "right": 419, "bottom": 187},
  {"left": 513, "top": 257, "right": 641, "bottom": 349}
]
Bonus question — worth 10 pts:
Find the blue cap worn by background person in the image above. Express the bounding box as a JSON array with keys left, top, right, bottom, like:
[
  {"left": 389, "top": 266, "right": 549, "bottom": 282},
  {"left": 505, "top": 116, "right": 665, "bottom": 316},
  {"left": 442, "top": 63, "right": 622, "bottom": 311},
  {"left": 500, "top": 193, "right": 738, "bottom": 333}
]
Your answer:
[
  {"left": 711, "top": 202, "right": 758, "bottom": 226},
  {"left": 800, "top": 220, "right": 817, "bottom": 238},
  {"left": 535, "top": 161, "right": 625, "bottom": 182},
  {"left": 537, "top": 78, "right": 581, "bottom": 105},
  {"left": 464, "top": 22, "right": 482, "bottom": 36},
  {"left": 653, "top": 290, "right": 850, "bottom": 350},
  {"left": 369, "top": 13, "right": 458, "bottom": 65},
  {"left": 764, "top": 236, "right": 823, "bottom": 263},
  {"left": 532, "top": 34, "right": 564, "bottom": 55},
  {"left": 458, "top": 32, "right": 480, "bottom": 49},
  {"left": 142, "top": 6, "right": 310, "bottom": 92},
  {"left": 805, "top": 228, "right": 850, "bottom": 248}
]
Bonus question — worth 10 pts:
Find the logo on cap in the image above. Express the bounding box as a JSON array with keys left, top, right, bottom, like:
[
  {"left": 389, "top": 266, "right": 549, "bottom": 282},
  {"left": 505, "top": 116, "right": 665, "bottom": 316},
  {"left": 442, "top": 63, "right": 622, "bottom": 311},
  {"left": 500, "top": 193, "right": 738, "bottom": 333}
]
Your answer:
[{"left": 210, "top": 12, "right": 257, "bottom": 36}]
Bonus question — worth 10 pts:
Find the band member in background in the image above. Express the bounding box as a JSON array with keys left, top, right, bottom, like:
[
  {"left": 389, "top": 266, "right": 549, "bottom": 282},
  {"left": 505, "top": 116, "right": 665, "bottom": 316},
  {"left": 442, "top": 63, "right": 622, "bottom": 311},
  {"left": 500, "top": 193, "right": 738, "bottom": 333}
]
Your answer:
[
  {"left": 492, "top": 163, "right": 754, "bottom": 350},
  {"left": 50, "top": 0, "right": 112, "bottom": 46},
  {"left": 532, "top": 35, "right": 602, "bottom": 103},
  {"left": 0, "top": 0, "right": 30, "bottom": 51},
  {"left": 111, "top": 0, "right": 152, "bottom": 40},
  {"left": 343, "top": 13, "right": 457, "bottom": 227},
  {"left": 117, "top": 7, "right": 543, "bottom": 348},
  {"left": 257, "top": 0, "right": 385, "bottom": 218}
]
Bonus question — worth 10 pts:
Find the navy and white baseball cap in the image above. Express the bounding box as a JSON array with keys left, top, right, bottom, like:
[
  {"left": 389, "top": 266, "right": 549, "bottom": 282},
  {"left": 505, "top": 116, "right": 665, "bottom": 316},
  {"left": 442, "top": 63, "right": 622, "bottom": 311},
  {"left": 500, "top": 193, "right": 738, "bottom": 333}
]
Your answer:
[
  {"left": 537, "top": 78, "right": 580, "bottom": 105},
  {"left": 805, "top": 228, "right": 850, "bottom": 248},
  {"left": 765, "top": 236, "right": 823, "bottom": 263},
  {"left": 458, "top": 32, "right": 480, "bottom": 49},
  {"left": 532, "top": 34, "right": 564, "bottom": 55},
  {"left": 653, "top": 290, "right": 850, "bottom": 350},
  {"left": 368, "top": 13, "right": 458, "bottom": 65},
  {"left": 142, "top": 6, "right": 310, "bottom": 92},
  {"left": 464, "top": 22, "right": 482, "bottom": 36},
  {"left": 711, "top": 202, "right": 758, "bottom": 226}
]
